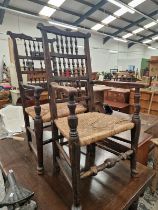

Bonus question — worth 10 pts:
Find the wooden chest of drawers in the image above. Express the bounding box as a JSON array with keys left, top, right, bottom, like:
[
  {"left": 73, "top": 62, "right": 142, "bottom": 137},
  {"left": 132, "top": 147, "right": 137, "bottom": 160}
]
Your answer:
[
  {"left": 104, "top": 88, "right": 130, "bottom": 113},
  {"left": 104, "top": 88, "right": 130, "bottom": 103}
]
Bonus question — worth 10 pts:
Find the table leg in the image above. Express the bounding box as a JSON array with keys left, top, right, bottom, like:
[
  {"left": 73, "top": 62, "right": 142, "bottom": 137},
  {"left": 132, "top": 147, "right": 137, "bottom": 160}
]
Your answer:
[{"left": 151, "top": 145, "right": 158, "bottom": 193}]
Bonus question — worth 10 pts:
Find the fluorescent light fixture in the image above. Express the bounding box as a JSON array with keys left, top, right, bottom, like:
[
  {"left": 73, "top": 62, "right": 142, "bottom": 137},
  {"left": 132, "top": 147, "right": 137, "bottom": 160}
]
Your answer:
[
  {"left": 91, "top": 23, "right": 104, "bottom": 31},
  {"left": 114, "top": 8, "right": 128, "bottom": 17},
  {"left": 133, "top": 27, "right": 144, "bottom": 34},
  {"left": 39, "top": 6, "right": 56, "bottom": 17},
  {"left": 148, "top": 46, "right": 156, "bottom": 50},
  {"left": 109, "top": 50, "right": 118, "bottom": 53},
  {"left": 122, "top": 33, "right": 133, "bottom": 39},
  {"left": 48, "top": 0, "right": 65, "bottom": 7},
  {"left": 108, "top": 0, "right": 134, "bottom": 13},
  {"left": 152, "top": 36, "right": 158, "bottom": 41},
  {"left": 101, "top": 15, "right": 116, "bottom": 24},
  {"left": 128, "top": 0, "right": 146, "bottom": 8},
  {"left": 48, "top": 21, "right": 78, "bottom": 30},
  {"left": 143, "top": 39, "right": 152, "bottom": 44},
  {"left": 144, "top": 21, "right": 157, "bottom": 29},
  {"left": 113, "top": 37, "right": 127, "bottom": 43}
]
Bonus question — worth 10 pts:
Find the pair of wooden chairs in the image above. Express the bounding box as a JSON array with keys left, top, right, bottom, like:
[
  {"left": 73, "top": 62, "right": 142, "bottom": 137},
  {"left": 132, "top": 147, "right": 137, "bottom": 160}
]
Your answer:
[
  {"left": 36, "top": 24, "right": 145, "bottom": 209},
  {"left": 9, "top": 25, "right": 144, "bottom": 209}
]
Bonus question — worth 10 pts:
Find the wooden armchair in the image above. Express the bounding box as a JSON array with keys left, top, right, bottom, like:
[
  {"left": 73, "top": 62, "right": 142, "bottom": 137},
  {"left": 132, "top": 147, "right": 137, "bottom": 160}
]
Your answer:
[
  {"left": 7, "top": 31, "right": 86, "bottom": 175},
  {"left": 38, "top": 23, "right": 145, "bottom": 209}
]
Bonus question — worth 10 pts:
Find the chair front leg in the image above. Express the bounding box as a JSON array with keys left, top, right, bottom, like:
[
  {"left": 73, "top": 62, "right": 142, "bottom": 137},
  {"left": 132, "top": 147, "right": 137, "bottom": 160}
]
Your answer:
[
  {"left": 34, "top": 89, "right": 44, "bottom": 175},
  {"left": 69, "top": 140, "right": 81, "bottom": 210},
  {"left": 68, "top": 91, "right": 81, "bottom": 210},
  {"left": 131, "top": 87, "right": 141, "bottom": 177}
]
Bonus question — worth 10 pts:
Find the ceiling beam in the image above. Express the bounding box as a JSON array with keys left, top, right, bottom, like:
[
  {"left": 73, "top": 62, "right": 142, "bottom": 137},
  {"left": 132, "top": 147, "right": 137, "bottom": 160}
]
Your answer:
[
  {"left": 26, "top": 0, "right": 148, "bottom": 41},
  {"left": 116, "top": 0, "right": 158, "bottom": 22},
  {"left": 0, "top": 3, "right": 150, "bottom": 48},
  {"left": 128, "top": 43, "right": 135, "bottom": 48},
  {"left": 75, "top": 0, "right": 157, "bottom": 34},
  {"left": 103, "top": 10, "right": 158, "bottom": 44},
  {"left": 73, "top": 0, "right": 108, "bottom": 25},
  {"left": 0, "top": 0, "right": 10, "bottom": 24}
]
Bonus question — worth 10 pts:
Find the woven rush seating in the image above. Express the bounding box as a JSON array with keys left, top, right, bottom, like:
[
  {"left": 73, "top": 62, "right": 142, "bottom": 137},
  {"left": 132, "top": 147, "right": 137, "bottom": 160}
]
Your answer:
[
  {"left": 25, "top": 103, "right": 86, "bottom": 123},
  {"left": 55, "top": 112, "right": 134, "bottom": 146}
]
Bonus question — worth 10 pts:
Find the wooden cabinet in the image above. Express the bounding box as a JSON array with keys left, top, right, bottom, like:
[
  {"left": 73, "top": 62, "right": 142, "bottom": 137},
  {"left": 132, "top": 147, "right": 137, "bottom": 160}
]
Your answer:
[{"left": 104, "top": 88, "right": 130, "bottom": 113}]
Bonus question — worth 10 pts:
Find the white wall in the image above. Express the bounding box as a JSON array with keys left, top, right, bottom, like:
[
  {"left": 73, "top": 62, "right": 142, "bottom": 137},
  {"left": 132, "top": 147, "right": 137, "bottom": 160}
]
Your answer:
[{"left": 0, "top": 12, "right": 158, "bottom": 77}]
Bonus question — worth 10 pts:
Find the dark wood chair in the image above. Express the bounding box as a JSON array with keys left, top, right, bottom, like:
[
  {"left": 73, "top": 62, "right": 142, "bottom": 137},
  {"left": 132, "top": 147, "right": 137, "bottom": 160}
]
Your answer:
[
  {"left": 7, "top": 31, "right": 86, "bottom": 175},
  {"left": 38, "top": 23, "right": 145, "bottom": 209}
]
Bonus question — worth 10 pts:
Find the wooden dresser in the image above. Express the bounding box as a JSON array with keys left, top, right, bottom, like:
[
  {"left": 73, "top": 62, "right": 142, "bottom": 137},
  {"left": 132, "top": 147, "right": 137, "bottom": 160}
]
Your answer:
[{"left": 104, "top": 88, "right": 130, "bottom": 113}]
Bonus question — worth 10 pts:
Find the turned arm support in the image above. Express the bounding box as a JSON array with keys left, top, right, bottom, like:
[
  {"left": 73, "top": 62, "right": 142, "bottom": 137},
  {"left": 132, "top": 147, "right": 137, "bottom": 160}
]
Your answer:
[{"left": 20, "top": 82, "right": 44, "bottom": 119}]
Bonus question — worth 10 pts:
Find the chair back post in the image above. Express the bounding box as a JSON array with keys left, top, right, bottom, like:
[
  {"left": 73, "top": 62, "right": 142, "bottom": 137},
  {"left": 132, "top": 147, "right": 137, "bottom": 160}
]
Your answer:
[
  {"left": 84, "top": 36, "right": 94, "bottom": 112},
  {"left": 7, "top": 31, "right": 26, "bottom": 107}
]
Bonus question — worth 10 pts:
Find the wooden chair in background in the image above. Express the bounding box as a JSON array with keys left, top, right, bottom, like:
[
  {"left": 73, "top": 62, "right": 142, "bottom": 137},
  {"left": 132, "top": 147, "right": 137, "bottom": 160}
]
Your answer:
[
  {"left": 38, "top": 23, "right": 145, "bottom": 209},
  {"left": 7, "top": 31, "right": 87, "bottom": 174}
]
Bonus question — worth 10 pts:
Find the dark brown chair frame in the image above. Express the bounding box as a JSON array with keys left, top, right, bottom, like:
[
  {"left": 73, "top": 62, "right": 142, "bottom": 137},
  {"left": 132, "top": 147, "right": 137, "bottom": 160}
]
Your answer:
[
  {"left": 7, "top": 31, "right": 55, "bottom": 174},
  {"left": 38, "top": 23, "right": 146, "bottom": 209}
]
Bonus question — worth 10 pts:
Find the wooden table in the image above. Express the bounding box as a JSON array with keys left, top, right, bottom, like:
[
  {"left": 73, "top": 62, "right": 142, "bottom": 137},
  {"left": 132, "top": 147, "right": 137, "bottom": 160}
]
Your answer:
[
  {"left": 0, "top": 139, "right": 154, "bottom": 210},
  {"left": 105, "top": 112, "right": 158, "bottom": 165}
]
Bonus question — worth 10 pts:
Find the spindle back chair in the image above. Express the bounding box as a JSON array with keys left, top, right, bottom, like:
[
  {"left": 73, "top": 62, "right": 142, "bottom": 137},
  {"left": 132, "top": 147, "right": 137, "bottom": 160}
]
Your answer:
[{"left": 38, "top": 23, "right": 145, "bottom": 209}]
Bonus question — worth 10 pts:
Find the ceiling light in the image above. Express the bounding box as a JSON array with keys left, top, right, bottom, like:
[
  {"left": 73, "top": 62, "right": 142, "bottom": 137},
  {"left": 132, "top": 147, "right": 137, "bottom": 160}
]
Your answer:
[
  {"left": 48, "top": 21, "right": 78, "bottom": 30},
  {"left": 144, "top": 21, "right": 157, "bottom": 29},
  {"left": 109, "top": 50, "right": 118, "bottom": 53},
  {"left": 108, "top": 0, "right": 134, "bottom": 13},
  {"left": 102, "top": 15, "right": 116, "bottom": 24},
  {"left": 114, "top": 8, "right": 128, "bottom": 17},
  {"left": 143, "top": 39, "right": 152, "bottom": 44},
  {"left": 48, "top": 0, "right": 65, "bottom": 7},
  {"left": 113, "top": 37, "right": 127, "bottom": 43},
  {"left": 91, "top": 23, "right": 104, "bottom": 31},
  {"left": 122, "top": 33, "right": 133, "bottom": 39},
  {"left": 152, "top": 36, "right": 158, "bottom": 41},
  {"left": 148, "top": 46, "right": 156, "bottom": 50},
  {"left": 128, "top": 0, "right": 146, "bottom": 8},
  {"left": 39, "top": 6, "right": 56, "bottom": 17},
  {"left": 133, "top": 28, "right": 144, "bottom": 34}
]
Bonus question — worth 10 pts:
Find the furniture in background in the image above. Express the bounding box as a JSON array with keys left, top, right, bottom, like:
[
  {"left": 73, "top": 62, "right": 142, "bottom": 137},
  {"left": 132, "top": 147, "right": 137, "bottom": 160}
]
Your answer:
[
  {"left": 149, "top": 56, "right": 158, "bottom": 78},
  {"left": 150, "top": 138, "right": 158, "bottom": 193},
  {"left": 0, "top": 139, "right": 154, "bottom": 210},
  {"left": 104, "top": 87, "right": 130, "bottom": 113},
  {"left": 38, "top": 23, "right": 145, "bottom": 209}
]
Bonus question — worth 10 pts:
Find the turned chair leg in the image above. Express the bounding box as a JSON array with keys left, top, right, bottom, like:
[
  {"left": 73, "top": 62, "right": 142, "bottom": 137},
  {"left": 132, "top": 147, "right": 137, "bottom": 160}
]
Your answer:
[
  {"left": 52, "top": 123, "right": 60, "bottom": 175},
  {"left": 34, "top": 118, "right": 44, "bottom": 175},
  {"left": 70, "top": 142, "right": 82, "bottom": 210},
  {"left": 130, "top": 122, "right": 140, "bottom": 177}
]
